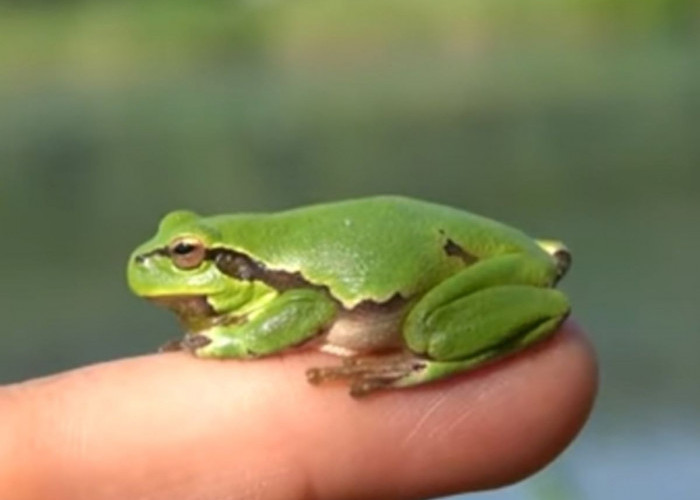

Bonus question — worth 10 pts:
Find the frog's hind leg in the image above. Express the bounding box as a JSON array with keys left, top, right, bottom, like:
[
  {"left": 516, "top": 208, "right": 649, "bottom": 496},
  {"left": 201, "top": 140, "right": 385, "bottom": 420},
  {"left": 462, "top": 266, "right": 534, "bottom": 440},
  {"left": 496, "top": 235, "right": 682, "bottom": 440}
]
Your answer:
[
  {"left": 307, "top": 288, "right": 568, "bottom": 396},
  {"left": 307, "top": 254, "right": 569, "bottom": 396},
  {"left": 395, "top": 253, "right": 570, "bottom": 389},
  {"left": 402, "top": 253, "right": 569, "bottom": 358},
  {"left": 394, "top": 309, "right": 568, "bottom": 390}
]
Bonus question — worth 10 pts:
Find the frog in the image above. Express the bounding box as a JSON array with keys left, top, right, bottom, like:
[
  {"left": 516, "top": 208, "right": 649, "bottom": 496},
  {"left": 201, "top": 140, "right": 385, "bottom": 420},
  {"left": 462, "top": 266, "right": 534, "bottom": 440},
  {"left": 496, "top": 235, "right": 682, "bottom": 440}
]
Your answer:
[{"left": 127, "top": 196, "right": 571, "bottom": 397}]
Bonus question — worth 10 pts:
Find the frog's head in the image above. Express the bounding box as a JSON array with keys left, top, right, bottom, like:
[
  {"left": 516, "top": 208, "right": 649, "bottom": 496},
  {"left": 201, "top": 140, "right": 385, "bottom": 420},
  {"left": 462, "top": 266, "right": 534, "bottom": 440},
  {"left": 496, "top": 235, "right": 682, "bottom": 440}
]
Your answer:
[{"left": 127, "top": 210, "right": 245, "bottom": 319}]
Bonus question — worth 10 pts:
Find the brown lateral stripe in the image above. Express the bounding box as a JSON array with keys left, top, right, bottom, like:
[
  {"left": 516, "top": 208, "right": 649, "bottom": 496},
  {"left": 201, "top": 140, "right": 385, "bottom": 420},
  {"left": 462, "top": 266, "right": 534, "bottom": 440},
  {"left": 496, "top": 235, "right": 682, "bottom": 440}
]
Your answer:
[
  {"left": 136, "top": 246, "right": 409, "bottom": 312},
  {"left": 206, "top": 248, "right": 314, "bottom": 292},
  {"left": 209, "top": 248, "right": 410, "bottom": 312},
  {"left": 135, "top": 245, "right": 314, "bottom": 290}
]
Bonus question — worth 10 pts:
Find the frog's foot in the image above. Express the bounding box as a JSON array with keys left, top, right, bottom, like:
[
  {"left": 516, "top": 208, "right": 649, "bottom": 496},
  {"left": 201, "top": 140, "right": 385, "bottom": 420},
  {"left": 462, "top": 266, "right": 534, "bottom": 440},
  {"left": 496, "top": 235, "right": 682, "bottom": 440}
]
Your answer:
[
  {"left": 158, "top": 334, "right": 212, "bottom": 353},
  {"left": 158, "top": 338, "right": 185, "bottom": 353},
  {"left": 183, "top": 334, "right": 212, "bottom": 351},
  {"left": 306, "top": 354, "right": 427, "bottom": 397}
]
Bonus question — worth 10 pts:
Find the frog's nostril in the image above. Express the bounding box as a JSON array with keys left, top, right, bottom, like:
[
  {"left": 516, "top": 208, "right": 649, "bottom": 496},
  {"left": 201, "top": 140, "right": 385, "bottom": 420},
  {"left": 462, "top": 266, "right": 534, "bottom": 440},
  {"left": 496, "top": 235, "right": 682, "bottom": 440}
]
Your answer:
[{"left": 134, "top": 254, "right": 145, "bottom": 264}]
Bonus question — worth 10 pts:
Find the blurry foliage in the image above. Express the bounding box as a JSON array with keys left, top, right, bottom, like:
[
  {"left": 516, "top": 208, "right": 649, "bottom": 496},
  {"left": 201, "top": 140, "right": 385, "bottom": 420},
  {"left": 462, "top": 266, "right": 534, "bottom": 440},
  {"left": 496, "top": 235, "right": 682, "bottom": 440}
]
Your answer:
[
  {"left": 0, "top": 0, "right": 698, "bottom": 83},
  {"left": 0, "top": 0, "right": 699, "bottom": 425}
]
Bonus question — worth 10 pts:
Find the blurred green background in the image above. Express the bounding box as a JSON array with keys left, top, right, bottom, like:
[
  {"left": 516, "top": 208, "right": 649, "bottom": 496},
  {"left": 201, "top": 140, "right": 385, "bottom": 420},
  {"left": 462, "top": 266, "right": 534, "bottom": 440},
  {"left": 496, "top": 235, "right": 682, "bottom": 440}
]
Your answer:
[{"left": 1, "top": 1, "right": 699, "bottom": 498}]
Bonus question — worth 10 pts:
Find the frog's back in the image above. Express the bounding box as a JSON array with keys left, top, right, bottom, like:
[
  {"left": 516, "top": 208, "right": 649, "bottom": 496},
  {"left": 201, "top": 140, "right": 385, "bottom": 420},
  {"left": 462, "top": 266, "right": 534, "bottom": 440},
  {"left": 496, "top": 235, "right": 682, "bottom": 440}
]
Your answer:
[{"left": 209, "top": 196, "right": 549, "bottom": 308}]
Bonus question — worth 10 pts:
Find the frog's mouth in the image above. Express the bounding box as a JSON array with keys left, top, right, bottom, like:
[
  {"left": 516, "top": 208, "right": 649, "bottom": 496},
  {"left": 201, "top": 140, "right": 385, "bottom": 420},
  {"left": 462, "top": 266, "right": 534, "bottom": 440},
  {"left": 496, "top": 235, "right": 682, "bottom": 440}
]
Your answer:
[{"left": 147, "top": 294, "right": 216, "bottom": 318}]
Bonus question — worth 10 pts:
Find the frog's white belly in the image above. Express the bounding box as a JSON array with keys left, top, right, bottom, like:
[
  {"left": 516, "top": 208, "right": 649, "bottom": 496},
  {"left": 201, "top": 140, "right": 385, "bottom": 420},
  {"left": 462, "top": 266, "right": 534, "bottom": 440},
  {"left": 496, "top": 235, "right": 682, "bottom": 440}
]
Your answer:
[{"left": 320, "top": 306, "right": 406, "bottom": 356}]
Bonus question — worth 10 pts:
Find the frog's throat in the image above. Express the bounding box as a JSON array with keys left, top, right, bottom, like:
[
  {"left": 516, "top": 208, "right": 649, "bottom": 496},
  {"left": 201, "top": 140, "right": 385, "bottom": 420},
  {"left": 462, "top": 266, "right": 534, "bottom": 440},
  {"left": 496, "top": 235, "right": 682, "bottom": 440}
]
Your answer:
[
  {"left": 147, "top": 294, "right": 222, "bottom": 331},
  {"left": 148, "top": 294, "right": 214, "bottom": 316},
  {"left": 150, "top": 294, "right": 250, "bottom": 333}
]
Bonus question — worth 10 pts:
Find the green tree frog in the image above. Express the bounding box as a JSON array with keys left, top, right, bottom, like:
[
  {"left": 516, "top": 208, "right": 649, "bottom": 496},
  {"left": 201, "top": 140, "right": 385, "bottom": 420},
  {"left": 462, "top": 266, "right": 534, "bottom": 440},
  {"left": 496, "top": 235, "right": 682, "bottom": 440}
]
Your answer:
[{"left": 128, "top": 196, "right": 571, "bottom": 396}]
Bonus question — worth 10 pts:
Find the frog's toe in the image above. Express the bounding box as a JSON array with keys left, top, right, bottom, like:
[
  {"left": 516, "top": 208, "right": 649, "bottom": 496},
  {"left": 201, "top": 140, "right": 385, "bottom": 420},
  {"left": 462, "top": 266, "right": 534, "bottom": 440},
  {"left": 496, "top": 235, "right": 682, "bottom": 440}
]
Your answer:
[
  {"left": 158, "top": 338, "right": 185, "bottom": 353},
  {"left": 160, "top": 334, "right": 212, "bottom": 354},
  {"left": 182, "top": 334, "right": 212, "bottom": 351},
  {"left": 306, "top": 355, "right": 427, "bottom": 396},
  {"left": 305, "top": 364, "right": 359, "bottom": 384},
  {"left": 349, "top": 379, "right": 392, "bottom": 397}
]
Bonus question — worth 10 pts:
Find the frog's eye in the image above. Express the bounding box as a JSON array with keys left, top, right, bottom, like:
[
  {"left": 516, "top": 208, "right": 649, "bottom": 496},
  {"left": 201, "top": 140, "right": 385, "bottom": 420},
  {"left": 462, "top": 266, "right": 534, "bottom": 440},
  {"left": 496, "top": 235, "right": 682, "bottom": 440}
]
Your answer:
[{"left": 168, "top": 237, "right": 206, "bottom": 269}]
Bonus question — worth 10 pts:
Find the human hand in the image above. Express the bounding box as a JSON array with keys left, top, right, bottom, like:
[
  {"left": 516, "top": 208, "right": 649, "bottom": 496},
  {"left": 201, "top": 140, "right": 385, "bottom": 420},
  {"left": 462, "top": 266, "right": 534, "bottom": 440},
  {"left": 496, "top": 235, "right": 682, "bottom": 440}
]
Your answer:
[{"left": 0, "top": 322, "right": 596, "bottom": 500}]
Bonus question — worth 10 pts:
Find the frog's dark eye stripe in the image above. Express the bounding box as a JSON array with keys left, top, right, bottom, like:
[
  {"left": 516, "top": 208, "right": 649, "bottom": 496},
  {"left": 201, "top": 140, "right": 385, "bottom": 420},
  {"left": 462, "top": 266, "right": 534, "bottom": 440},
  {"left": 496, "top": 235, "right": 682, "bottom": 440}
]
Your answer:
[{"left": 134, "top": 247, "right": 168, "bottom": 263}]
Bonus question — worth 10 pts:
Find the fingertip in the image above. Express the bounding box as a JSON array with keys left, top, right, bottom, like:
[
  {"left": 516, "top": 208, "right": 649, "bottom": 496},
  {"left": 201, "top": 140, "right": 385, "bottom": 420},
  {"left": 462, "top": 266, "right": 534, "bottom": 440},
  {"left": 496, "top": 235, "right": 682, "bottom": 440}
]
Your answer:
[
  {"left": 283, "top": 321, "right": 598, "bottom": 498},
  {"left": 0, "top": 321, "right": 597, "bottom": 500}
]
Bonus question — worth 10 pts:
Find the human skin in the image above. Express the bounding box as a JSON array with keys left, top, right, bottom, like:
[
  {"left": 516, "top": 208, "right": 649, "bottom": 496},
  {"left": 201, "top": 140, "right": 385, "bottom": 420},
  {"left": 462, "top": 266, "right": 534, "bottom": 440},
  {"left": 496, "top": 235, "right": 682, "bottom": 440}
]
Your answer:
[{"left": 0, "top": 322, "right": 596, "bottom": 500}]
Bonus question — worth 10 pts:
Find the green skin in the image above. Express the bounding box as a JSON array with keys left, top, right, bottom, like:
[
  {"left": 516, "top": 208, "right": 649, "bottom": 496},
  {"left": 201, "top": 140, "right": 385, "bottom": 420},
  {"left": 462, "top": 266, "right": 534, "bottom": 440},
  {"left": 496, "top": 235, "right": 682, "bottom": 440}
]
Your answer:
[{"left": 128, "top": 196, "right": 571, "bottom": 396}]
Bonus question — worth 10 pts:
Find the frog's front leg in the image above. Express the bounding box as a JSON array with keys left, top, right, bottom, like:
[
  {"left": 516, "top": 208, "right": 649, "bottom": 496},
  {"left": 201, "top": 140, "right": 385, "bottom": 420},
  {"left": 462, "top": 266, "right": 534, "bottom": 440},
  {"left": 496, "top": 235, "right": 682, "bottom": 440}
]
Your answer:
[
  {"left": 193, "top": 289, "right": 337, "bottom": 358},
  {"left": 308, "top": 254, "right": 570, "bottom": 396}
]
